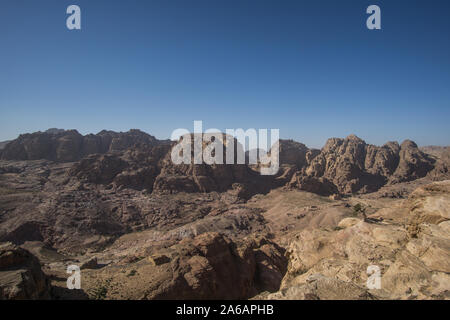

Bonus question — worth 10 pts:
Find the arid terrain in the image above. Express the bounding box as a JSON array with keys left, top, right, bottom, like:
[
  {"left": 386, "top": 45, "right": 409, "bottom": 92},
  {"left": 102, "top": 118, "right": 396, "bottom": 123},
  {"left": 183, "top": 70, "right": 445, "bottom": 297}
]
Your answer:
[{"left": 0, "top": 129, "right": 448, "bottom": 300}]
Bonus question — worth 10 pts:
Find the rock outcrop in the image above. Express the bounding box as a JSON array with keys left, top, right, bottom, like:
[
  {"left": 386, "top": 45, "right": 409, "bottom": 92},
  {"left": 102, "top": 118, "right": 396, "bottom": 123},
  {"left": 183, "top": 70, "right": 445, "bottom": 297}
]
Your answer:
[
  {"left": 390, "top": 140, "right": 434, "bottom": 183},
  {"left": 79, "top": 232, "right": 287, "bottom": 300},
  {"left": 153, "top": 133, "right": 254, "bottom": 194},
  {"left": 289, "top": 135, "right": 435, "bottom": 195},
  {"left": 257, "top": 181, "right": 450, "bottom": 300},
  {"left": 277, "top": 140, "right": 310, "bottom": 169},
  {"left": 147, "top": 233, "right": 277, "bottom": 299},
  {"left": 69, "top": 143, "right": 171, "bottom": 191},
  {"left": 422, "top": 146, "right": 450, "bottom": 182},
  {"left": 0, "top": 242, "right": 51, "bottom": 299}
]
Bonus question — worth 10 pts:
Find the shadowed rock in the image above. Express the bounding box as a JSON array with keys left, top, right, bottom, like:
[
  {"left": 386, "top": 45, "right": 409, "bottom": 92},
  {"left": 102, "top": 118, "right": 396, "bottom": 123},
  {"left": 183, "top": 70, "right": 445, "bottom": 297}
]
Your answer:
[{"left": 0, "top": 242, "right": 51, "bottom": 299}]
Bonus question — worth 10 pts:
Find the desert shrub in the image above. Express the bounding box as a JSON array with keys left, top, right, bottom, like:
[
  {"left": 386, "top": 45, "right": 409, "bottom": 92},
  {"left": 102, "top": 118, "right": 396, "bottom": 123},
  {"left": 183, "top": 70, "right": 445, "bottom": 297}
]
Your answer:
[
  {"left": 91, "top": 285, "right": 108, "bottom": 300},
  {"left": 351, "top": 203, "right": 366, "bottom": 216}
]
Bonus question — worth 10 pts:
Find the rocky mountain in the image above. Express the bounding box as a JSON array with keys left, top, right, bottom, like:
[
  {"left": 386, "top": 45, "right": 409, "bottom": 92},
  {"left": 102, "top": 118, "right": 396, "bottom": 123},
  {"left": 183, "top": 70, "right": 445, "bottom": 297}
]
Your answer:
[
  {"left": 3, "top": 129, "right": 440, "bottom": 197},
  {"left": 0, "top": 129, "right": 159, "bottom": 162},
  {"left": 0, "top": 129, "right": 448, "bottom": 300},
  {"left": 288, "top": 135, "right": 435, "bottom": 195},
  {"left": 0, "top": 130, "right": 440, "bottom": 195}
]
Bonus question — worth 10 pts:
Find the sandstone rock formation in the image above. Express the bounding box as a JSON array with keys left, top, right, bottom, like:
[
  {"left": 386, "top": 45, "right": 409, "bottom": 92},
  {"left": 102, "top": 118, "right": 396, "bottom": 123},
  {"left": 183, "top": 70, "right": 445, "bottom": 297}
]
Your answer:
[
  {"left": 390, "top": 140, "right": 434, "bottom": 183},
  {"left": 153, "top": 133, "right": 253, "bottom": 194},
  {"left": 76, "top": 232, "right": 287, "bottom": 300},
  {"left": 0, "top": 242, "right": 51, "bottom": 299},
  {"left": 422, "top": 146, "right": 450, "bottom": 182},
  {"left": 277, "top": 140, "right": 310, "bottom": 169},
  {"left": 257, "top": 181, "right": 450, "bottom": 300},
  {"left": 145, "top": 232, "right": 285, "bottom": 299},
  {"left": 289, "top": 135, "right": 434, "bottom": 195},
  {"left": 69, "top": 143, "right": 171, "bottom": 191}
]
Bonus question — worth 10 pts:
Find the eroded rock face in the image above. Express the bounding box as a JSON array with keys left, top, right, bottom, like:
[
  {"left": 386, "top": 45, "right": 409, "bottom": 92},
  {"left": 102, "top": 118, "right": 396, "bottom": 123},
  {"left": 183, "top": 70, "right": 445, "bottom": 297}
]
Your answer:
[
  {"left": 277, "top": 140, "right": 309, "bottom": 169},
  {"left": 68, "top": 143, "right": 171, "bottom": 191},
  {"left": 82, "top": 232, "right": 287, "bottom": 300},
  {"left": 262, "top": 274, "right": 374, "bottom": 300},
  {"left": 288, "top": 175, "right": 338, "bottom": 196},
  {"left": 406, "top": 180, "right": 450, "bottom": 228},
  {"left": 365, "top": 141, "right": 400, "bottom": 177},
  {"left": 289, "top": 135, "right": 434, "bottom": 195},
  {"left": 69, "top": 154, "right": 129, "bottom": 185},
  {"left": 0, "top": 242, "right": 51, "bottom": 299},
  {"left": 422, "top": 146, "right": 450, "bottom": 182},
  {"left": 153, "top": 133, "right": 253, "bottom": 194},
  {"left": 390, "top": 140, "right": 435, "bottom": 183},
  {"left": 258, "top": 181, "right": 450, "bottom": 300},
  {"left": 148, "top": 232, "right": 260, "bottom": 299}
]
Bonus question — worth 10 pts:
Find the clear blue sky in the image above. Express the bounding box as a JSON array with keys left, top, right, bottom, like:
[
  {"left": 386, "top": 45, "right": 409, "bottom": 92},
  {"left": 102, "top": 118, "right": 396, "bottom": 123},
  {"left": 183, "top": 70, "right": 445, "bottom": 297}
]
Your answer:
[{"left": 1, "top": 0, "right": 449, "bottom": 148}]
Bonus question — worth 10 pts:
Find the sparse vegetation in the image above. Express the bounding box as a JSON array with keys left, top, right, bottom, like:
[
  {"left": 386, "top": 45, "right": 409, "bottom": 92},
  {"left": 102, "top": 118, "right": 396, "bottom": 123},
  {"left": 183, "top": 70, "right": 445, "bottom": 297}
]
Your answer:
[
  {"left": 351, "top": 203, "right": 366, "bottom": 217},
  {"left": 91, "top": 285, "right": 108, "bottom": 300},
  {"left": 89, "top": 279, "right": 111, "bottom": 300}
]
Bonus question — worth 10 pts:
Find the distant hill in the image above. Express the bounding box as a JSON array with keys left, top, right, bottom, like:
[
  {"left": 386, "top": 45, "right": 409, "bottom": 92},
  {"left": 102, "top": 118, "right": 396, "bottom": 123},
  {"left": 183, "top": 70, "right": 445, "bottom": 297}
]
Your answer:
[
  {"left": 0, "top": 128, "right": 159, "bottom": 162},
  {"left": 45, "top": 128, "right": 66, "bottom": 135},
  {"left": 421, "top": 145, "right": 450, "bottom": 160}
]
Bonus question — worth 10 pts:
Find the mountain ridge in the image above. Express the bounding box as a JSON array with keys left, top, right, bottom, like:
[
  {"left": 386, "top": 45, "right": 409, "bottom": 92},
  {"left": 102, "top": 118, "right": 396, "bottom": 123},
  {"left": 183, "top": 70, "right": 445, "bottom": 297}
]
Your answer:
[{"left": 0, "top": 129, "right": 447, "bottom": 197}]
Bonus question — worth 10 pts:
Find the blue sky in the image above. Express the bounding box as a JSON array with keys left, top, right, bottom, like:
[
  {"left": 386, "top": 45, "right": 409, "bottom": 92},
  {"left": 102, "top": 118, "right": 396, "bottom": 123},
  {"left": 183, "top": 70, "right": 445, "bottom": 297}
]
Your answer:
[{"left": 0, "top": 0, "right": 449, "bottom": 148}]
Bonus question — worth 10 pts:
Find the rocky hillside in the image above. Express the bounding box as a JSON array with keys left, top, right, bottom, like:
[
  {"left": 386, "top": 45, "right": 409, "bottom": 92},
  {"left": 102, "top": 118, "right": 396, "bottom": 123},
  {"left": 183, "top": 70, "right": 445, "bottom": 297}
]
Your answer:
[
  {"left": 288, "top": 135, "right": 435, "bottom": 195},
  {"left": 0, "top": 129, "right": 443, "bottom": 197},
  {"left": 255, "top": 180, "right": 450, "bottom": 300}
]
